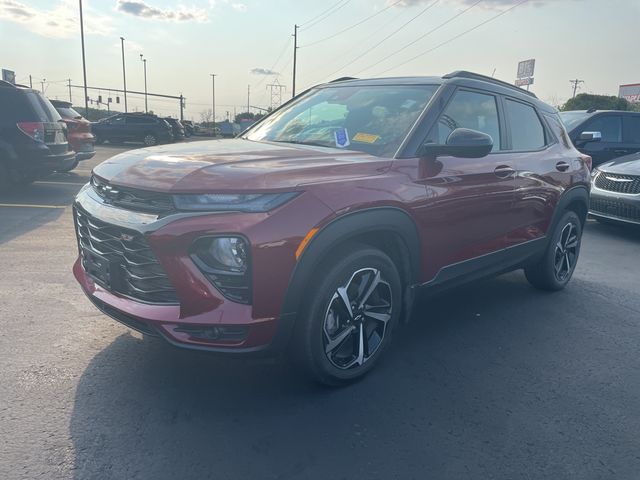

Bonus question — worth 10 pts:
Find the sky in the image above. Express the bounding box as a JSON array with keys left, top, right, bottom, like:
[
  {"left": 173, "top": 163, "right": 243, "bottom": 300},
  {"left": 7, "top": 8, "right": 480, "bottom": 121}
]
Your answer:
[{"left": 1, "top": 0, "right": 638, "bottom": 121}]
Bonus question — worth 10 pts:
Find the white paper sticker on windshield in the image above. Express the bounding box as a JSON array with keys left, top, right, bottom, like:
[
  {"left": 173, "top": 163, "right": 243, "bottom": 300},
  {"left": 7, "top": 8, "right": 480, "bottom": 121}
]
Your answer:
[{"left": 334, "top": 128, "right": 350, "bottom": 148}]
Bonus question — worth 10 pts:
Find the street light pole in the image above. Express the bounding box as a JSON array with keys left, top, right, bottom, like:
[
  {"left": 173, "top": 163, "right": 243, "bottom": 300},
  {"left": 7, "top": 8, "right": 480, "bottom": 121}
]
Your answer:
[
  {"left": 210, "top": 73, "right": 216, "bottom": 132},
  {"left": 120, "top": 37, "right": 128, "bottom": 112},
  {"left": 79, "top": 0, "right": 89, "bottom": 117},
  {"left": 140, "top": 54, "right": 148, "bottom": 112}
]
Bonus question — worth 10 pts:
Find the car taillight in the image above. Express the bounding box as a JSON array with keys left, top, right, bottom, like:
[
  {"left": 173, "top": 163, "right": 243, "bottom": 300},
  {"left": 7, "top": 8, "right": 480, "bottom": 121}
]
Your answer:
[{"left": 17, "top": 122, "right": 45, "bottom": 142}]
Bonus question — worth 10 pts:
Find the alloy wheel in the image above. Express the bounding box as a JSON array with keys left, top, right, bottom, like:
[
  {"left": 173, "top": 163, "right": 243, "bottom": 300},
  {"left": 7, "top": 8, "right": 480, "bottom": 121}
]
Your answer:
[
  {"left": 554, "top": 222, "right": 579, "bottom": 281},
  {"left": 323, "top": 268, "right": 393, "bottom": 370},
  {"left": 144, "top": 135, "right": 157, "bottom": 146}
]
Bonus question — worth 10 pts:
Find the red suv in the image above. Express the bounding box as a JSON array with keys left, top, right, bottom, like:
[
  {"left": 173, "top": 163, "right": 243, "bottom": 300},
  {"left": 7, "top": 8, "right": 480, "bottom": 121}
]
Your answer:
[
  {"left": 50, "top": 100, "right": 95, "bottom": 171},
  {"left": 73, "top": 72, "right": 591, "bottom": 385}
]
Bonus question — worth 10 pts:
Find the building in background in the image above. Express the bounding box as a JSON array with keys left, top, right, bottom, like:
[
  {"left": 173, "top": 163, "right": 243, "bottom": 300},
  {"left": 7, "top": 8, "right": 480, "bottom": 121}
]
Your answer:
[{"left": 619, "top": 83, "right": 640, "bottom": 103}]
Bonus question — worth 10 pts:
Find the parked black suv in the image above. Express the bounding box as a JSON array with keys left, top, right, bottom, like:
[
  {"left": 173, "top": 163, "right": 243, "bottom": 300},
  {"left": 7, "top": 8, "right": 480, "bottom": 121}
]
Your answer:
[
  {"left": 92, "top": 113, "right": 173, "bottom": 147},
  {"left": 163, "top": 117, "right": 185, "bottom": 141},
  {"left": 0, "top": 80, "right": 75, "bottom": 190},
  {"left": 560, "top": 110, "right": 640, "bottom": 166}
]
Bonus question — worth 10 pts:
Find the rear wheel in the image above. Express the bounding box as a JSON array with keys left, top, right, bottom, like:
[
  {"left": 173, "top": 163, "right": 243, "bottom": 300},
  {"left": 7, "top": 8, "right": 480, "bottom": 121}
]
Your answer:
[
  {"left": 525, "top": 210, "right": 582, "bottom": 291},
  {"left": 143, "top": 133, "right": 158, "bottom": 147},
  {"left": 291, "top": 245, "right": 402, "bottom": 386}
]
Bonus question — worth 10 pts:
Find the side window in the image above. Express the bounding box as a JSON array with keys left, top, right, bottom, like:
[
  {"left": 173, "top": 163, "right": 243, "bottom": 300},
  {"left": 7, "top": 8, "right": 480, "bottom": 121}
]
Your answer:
[
  {"left": 623, "top": 116, "right": 640, "bottom": 144},
  {"left": 431, "top": 90, "right": 501, "bottom": 151},
  {"left": 583, "top": 116, "right": 622, "bottom": 143},
  {"left": 110, "top": 116, "right": 125, "bottom": 125},
  {"left": 505, "top": 99, "right": 546, "bottom": 151}
]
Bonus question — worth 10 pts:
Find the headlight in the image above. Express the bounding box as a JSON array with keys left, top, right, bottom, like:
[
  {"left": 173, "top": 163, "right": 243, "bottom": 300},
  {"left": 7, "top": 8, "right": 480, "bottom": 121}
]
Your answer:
[{"left": 173, "top": 192, "right": 299, "bottom": 212}]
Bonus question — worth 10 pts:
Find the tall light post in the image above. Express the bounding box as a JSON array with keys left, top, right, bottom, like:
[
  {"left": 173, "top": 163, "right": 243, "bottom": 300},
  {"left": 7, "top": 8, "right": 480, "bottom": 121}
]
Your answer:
[
  {"left": 210, "top": 73, "right": 216, "bottom": 132},
  {"left": 140, "top": 54, "right": 148, "bottom": 112},
  {"left": 79, "top": 0, "right": 89, "bottom": 116},
  {"left": 120, "top": 37, "right": 128, "bottom": 112}
]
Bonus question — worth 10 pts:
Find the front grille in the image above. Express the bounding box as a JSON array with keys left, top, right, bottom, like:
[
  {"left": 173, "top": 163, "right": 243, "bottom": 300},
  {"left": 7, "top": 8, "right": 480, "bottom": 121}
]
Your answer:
[
  {"left": 595, "top": 172, "right": 640, "bottom": 194},
  {"left": 91, "top": 176, "right": 175, "bottom": 214},
  {"left": 74, "top": 207, "right": 179, "bottom": 304},
  {"left": 590, "top": 198, "right": 640, "bottom": 222}
]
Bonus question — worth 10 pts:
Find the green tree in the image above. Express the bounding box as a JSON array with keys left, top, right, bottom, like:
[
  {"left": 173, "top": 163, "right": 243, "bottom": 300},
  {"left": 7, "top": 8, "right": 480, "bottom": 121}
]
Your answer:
[{"left": 560, "top": 93, "right": 631, "bottom": 111}]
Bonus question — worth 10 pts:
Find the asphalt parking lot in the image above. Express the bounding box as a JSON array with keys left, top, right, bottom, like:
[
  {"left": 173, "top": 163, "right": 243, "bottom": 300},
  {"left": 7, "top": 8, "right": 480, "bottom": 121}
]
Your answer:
[{"left": 1, "top": 143, "right": 639, "bottom": 480}]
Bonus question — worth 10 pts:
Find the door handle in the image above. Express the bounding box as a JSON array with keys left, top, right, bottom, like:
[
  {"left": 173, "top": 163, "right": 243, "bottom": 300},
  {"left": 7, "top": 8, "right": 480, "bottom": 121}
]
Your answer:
[
  {"left": 613, "top": 149, "right": 629, "bottom": 155},
  {"left": 555, "top": 161, "right": 570, "bottom": 172},
  {"left": 494, "top": 165, "right": 515, "bottom": 178}
]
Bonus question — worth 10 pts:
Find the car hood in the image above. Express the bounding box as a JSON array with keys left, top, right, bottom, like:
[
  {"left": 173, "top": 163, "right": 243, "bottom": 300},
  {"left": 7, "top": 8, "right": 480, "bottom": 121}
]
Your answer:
[
  {"left": 598, "top": 152, "right": 640, "bottom": 175},
  {"left": 92, "top": 139, "right": 390, "bottom": 192}
]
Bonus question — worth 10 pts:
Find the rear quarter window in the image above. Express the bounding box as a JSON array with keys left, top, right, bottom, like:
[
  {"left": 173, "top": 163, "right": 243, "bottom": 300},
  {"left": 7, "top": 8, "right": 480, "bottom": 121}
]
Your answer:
[
  {"left": 25, "top": 92, "right": 62, "bottom": 122},
  {"left": 0, "top": 91, "right": 34, "bottom": 123},
  {"left": 544, "top": 113, "right": 570, "bottom": 148}
]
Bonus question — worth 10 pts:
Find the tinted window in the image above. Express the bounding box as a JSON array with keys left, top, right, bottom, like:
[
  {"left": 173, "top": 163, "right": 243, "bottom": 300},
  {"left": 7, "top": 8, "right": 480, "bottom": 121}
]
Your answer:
[
  {"left": 246, "top": 85, "right": 437, "bottom": 157},
  {"left": 559, "top": 111, "right": 592, "bottom": 131},
  {"left": 0, "top": 90, "right": 30, "bottom": 122},
  {"left": 505, "top": 99, "right": 546, "bottom": 150},
  {"left": 126, "top": 116, "right": 153, "bottom": 124},
  {"left": 109, "top": 116, "right": 125, "bottom": 124},
  {"left": 623, "top": 116, "right": 640, "bottom": 143},
  {"left": 431, "top": 90, "right": 501, "bottom": 151},
  {"left": 57, "top": 107, "right": 82, "bottom": 119},
  {"left": 25, "top": 92, "right": 61, "bottom": 122},
  {"left": 583, "top": 116, "right": 622, "bottom": 143}
]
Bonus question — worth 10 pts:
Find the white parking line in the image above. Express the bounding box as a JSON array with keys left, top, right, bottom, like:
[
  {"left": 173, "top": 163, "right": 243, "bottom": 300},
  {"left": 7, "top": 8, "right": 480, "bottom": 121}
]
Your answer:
[
  {"left": 0, "top": 203, "right": 66, "bottom": 209},
  {"left": 35, "top": 181, "right": 87, "bottom": 186}
]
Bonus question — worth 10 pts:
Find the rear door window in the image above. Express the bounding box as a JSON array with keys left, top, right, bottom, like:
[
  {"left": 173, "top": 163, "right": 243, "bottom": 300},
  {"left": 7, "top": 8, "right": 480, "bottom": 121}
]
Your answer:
[
  {"left": 430, "top": 90, "right": 501, "bottom": 151},
  {"left": 583, "top": 115, "right": 622, "bottom": 143},
  {"left": 622, "top": 115, "right": 640, "bottom": 144},
  {"left": 505, "top": 99, "right": 546, "bottom": 150}
]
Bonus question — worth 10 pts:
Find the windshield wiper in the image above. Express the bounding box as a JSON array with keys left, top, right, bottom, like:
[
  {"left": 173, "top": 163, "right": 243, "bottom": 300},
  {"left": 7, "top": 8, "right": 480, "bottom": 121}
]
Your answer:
[{"left": 271, "top": 139, "right": 334, "bottom": 149}]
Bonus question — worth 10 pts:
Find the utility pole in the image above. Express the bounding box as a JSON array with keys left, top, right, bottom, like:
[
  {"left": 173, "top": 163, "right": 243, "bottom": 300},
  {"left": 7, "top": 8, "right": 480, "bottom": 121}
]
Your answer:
[
  {"left": 120, "top": 37, "right": 128, "bottom": 112},
  {"left": 292, "top": 24, "right": 299, "bottom": 98},
  {"left": 247, "top": 84, "right": 250, "bottom": 113},
  {"left": 140, "top": 54, "right": 148, "bottom": 112},
  {"left": 29, "top": 75, "right": 32, "bottom": 89},
  {"left": 67, "top": 79, "right": 72, "bottom": 103},
  {"left": 179, "top": 94, "right": 184, "bottom": 122},
  {"left": 570, "top": 79, "right": 584, "bottom": 98},
  {"left": 79, "top": 0, "right": 89, "bottom": 117},
  {"left": 266, "top": 80, "right": 286, "bottom": 110},
  {"left": 210, "top": 74, "right": 216, "bottom": 129},
  {"left": 41, "top": 78, "right": 46, "bottom": 94}
]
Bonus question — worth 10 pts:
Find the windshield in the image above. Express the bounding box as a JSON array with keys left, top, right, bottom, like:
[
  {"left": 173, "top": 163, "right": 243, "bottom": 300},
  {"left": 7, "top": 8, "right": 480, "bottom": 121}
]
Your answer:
[
  {"left": 245, "top": 84, "right": 437, "bottom": 157},
  {"left": 57, "top": 107, "right": 82, "bottom": 119},
  {"left": 559, "top": 111, "right": 591, "bottom": 131}
]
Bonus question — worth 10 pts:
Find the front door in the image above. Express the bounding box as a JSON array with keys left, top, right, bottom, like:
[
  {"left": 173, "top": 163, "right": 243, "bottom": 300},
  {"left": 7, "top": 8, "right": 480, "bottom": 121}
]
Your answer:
[{"left": 407, "top": 88, "right": 516, "bottom": 281}]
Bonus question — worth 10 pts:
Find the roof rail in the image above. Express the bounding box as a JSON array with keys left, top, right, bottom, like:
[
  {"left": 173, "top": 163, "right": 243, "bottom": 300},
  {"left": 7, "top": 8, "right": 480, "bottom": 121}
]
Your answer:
[
  {"left": 330, "top": 77, "right": 358, "bottom": 83},
  {"left": 443, "top": 70, "right": 538, "bottom": 99}
]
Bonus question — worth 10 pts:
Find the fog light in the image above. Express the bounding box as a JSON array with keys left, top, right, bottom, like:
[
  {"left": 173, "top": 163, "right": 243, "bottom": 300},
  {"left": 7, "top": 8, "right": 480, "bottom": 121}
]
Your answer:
[{"left": 193, "top": 236, "right": 248, "bottom": 273}]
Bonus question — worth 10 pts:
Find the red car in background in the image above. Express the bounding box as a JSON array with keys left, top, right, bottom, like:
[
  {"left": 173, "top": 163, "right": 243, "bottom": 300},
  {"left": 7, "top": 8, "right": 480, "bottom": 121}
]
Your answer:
[{"left": 50, "top": 100, "right": 95, "bottom": 171}]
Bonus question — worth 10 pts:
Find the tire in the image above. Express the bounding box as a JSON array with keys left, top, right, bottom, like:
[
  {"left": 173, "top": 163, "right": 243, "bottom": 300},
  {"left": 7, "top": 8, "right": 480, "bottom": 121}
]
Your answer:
[
  {"left": 525, "top": 210, "right": 583, "bottom": 291},
  {"left": 291, "top": 244, "right": 402, "bottom": 386},
  {"left": 57, "top": 159, "right": 79, "bottom": 173},
  {"left": 143, "top": 133, "right": 158, "bottom": 147}
]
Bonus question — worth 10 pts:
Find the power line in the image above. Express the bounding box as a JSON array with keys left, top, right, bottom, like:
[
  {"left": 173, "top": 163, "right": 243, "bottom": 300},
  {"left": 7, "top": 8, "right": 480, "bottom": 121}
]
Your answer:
[
  {"left": 300, "top": 0, "right": 403, "bottom": 48},
  {"left": 353, "top": 0, "right": 483, "bottom": 76},
  {"left": 570, "top": 79, "right": 584, "bottom": 98},
  {"left": 321, "top": 0, "right": 440, "bottom": 81},
  {"left": 252, "top": 36, "right": 292, "bottom": 91},
  {"left": 299, "top": 0, "right": 346, "bottom": 27},
  {"left": 375, "top": 0, "right": 530, "bottom": 76},
  {"left": 302, "top": 0, "right": 353, "bottom": 31}
]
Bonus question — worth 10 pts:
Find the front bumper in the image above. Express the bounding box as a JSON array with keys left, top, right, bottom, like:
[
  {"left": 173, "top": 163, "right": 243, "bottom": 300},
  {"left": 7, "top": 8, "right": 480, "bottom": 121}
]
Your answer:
[
  {"left": 589, "top": 180, "right": 640, "bottom": 225},
  {"left": 72, "top": 184, "right": 330, "bottom": 353}
]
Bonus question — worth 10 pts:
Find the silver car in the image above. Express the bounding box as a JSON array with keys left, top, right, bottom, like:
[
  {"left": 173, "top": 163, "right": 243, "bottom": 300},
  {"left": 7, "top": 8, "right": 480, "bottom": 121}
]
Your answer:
[{"left": 590, "top": 152, "right": 640, "bottom": 225}]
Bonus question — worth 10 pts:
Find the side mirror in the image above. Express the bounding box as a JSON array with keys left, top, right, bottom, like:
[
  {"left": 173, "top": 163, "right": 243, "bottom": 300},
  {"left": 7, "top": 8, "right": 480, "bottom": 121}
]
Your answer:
[
  {"left": 578, "top": 131, "right": 602, "bottom": 143},
  {"left": 420, "top": 128, "right": 493, "bottom": 159}
]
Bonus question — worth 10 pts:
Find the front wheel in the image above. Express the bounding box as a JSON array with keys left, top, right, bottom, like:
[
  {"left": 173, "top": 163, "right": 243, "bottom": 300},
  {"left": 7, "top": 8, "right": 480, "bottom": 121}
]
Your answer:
[
  {"left": 525, "top": 210, "right": 583, "bottom": 291},
  {"left": 291, "top": 245, "right": 402, "bottom": 386}
]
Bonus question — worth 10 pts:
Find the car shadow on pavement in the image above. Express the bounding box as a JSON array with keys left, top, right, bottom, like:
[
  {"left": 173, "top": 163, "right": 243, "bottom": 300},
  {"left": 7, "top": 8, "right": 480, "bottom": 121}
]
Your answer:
[{"left": 69, "top": 272, "right": 630, "bottom": 479}]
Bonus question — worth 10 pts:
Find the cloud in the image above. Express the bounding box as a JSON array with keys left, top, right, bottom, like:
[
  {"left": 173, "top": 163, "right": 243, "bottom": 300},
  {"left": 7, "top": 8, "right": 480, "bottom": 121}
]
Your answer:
[
  {"left": 231, "top": 3, "right": 247, "bottom": 12},
  {"left": 0, "top": 0, "right": 113, "bottom": 38},
  {"left": 251, "top": 68, "right": 279, "bottom": 76},
  {"left": 116, "top": 0, "right": 208, "bottom": 22}
]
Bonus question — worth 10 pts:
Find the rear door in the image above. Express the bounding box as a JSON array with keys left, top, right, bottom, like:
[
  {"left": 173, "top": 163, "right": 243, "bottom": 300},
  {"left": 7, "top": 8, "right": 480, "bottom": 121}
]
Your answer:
[
  {"left": 504, "top": 98, "right": 570, "bottom": 242},
  {"left": 577, "top": 114, "right": 623, "bottom": 166},
  {"left": 410, "top": 88, "right": 516, "bottom": 278}
]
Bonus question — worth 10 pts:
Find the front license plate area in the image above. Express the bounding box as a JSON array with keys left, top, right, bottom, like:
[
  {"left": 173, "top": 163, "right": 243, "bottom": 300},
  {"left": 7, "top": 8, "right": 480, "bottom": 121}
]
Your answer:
[{"left": 82, "top": 249, "right": 114, "bottom": 288}]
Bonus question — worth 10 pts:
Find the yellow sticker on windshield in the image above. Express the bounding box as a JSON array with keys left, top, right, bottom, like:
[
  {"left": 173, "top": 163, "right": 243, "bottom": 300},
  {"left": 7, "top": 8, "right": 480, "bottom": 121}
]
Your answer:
[{"left": 352, "top": 133, "right": 380, "bottom": 144}]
